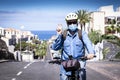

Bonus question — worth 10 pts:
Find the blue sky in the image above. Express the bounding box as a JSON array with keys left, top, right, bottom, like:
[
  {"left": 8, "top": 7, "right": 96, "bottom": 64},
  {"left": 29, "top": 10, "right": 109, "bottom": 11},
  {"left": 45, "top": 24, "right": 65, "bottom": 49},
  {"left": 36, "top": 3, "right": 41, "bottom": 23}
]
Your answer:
[{"left": 0, "top": 0, "right": 120, "bottom": 31}]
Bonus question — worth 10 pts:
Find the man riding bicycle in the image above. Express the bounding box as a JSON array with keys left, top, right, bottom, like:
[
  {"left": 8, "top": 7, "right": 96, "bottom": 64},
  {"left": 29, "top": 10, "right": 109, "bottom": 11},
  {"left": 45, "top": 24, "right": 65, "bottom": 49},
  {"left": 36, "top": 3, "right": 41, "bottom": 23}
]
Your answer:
[{"left": 51, "top": 12, "right": 95, "bottom": 80}]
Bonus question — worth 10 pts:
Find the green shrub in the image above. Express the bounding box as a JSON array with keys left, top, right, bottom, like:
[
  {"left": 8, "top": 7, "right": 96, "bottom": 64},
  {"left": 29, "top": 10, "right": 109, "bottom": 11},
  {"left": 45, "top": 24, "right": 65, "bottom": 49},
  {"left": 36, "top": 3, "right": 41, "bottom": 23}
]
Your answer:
[
  {"left": 115, "top": 52, "right": 120, "bottom": 59},
  {"left": 102, "top": 34, "right": 118, "bottom": 40},
  {"left": 102, "top": 47, "right": 110, "bottom": 59},
  {"left": 88, "top": 30, "right": 102, "bottom": 45},
  {"left": 102, "top": 34, "right": 120, "bottom": 47},
  {"left": 35, "top": 40, "right": 47, "bottom": 58}
]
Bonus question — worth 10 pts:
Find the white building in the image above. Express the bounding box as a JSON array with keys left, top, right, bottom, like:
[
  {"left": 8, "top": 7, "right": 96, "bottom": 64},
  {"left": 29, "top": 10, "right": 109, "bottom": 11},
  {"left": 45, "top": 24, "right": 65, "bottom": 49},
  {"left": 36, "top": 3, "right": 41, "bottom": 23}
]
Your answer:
[
  {"left": 5, "top": 28, "right": 19, "bottom": 39},
  {"left": 90, "top": 5, "right": 120, "bottom": 34},
  {"left": 90, "top": 11, "right": 105, "bottom": 34},
  {"left": 89, "top": 5, "right": 120, "bottom": 60},
  {"left": 4, "top": 28, "right": 34, "bottom": 43},
  {"left": 0, "top": 27, "right": 35, "bottom": 53},
  {"left": 98, "top": 5, "right": 114, "bottom": 12},
  {"left": 116, "top": 7, "right": 120, "bottom": 11},
  {"left": 0, "top": 27, "right": 5, "bottom": 36}
]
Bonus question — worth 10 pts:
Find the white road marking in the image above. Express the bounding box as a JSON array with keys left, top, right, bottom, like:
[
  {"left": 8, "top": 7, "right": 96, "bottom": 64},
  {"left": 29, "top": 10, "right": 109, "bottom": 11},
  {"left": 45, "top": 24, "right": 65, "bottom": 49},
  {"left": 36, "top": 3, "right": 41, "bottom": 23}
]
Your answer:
[
  {"left": 11, "top": 78, "right": 16, "bottom": 80},
  {"left": 11, "top": 62, "right": 35, "bottom": 80},
  {"left": 24, "top": 62, "right": 34, "bottom": 69},
  {"left": 17, "top": 71, "right": 22, "bottom": 76}
]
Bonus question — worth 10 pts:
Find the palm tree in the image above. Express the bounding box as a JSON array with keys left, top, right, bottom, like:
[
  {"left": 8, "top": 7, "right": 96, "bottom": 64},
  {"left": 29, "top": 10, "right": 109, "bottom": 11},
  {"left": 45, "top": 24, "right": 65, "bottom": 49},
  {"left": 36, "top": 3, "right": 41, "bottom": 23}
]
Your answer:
[
  {"left": 105, "top": 25, "right": 117, "bottom": 34},
  {"left": 76, "top": 10, "right": 91, "bottom": 31}
]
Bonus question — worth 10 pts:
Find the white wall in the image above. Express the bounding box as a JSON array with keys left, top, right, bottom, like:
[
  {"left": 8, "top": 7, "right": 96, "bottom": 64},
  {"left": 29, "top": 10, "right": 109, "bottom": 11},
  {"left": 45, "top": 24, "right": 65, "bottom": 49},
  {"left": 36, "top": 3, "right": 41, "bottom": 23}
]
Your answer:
[
  {"left": 116, "top": 7, "right": 120, "bottom": 12},
  {"left": 105, "top": 11, "right": 120, "bottom": 17},
  {"left": 0, "top": 27, "right": 4, "bottom": 36},
  {"left": 22, "top": 54, "right": 33, "bottom": 62},
  {"left": 98, "top": 5, "right": 114, "bottom": 12},
  {"left": 90, "top": 12, "right": 105, "bottom": 34},
  {"left": 1, "top": 37, "right": 9, "bottom": 46},
  {"left": 90, "top": 5, "right": 120, "bottom": 35}
]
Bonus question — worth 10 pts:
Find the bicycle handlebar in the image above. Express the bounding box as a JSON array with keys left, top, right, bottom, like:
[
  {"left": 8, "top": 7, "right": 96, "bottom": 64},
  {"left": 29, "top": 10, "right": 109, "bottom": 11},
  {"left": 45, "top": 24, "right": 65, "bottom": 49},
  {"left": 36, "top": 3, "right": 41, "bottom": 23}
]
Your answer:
[
  {"left": 48, "top": 59, "right": 61, "bottom": 64},
  {"left": 48, "top": 55, "right": 96, "bottom": 64}
]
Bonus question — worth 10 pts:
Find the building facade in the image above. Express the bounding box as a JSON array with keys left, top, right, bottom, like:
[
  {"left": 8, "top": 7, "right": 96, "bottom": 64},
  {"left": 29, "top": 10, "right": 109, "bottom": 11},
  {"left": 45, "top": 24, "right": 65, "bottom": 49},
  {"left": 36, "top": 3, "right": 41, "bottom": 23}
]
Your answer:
[
  {"left": 0, "top": 27, "right": 5, "bottom": 36},
  {"left": 90, "top": 5, "right": 120, "bottom": 35},
  {"left": 0, "top": 27, "right": 36, "bottom": 53}
]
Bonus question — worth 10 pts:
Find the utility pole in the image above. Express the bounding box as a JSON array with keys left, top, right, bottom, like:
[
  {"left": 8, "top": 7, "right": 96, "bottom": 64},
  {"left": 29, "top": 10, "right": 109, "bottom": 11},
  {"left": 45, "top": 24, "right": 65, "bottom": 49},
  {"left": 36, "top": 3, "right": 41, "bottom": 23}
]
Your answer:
[
  {"left": 20, "top": 26, "right": 24, "bottom": 53},
  {"left": 20, "top": 26, "right": 24, "bottom": 61},
  {"left": 98, "top": 25, "right": 101, "bottom": 61}
]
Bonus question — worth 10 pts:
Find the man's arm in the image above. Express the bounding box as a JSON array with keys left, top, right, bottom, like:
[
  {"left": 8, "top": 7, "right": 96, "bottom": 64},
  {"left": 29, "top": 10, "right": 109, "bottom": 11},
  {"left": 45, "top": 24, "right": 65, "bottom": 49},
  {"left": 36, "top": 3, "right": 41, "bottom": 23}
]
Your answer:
[
  {"left": 51, "top": 34, "right": 63, "bottom": 50},
  {"left": 82, "top": 31, "right": 96, "bottom": 59},
  {"left": 51, "top": 25, "right": 63, "bottom": 51}
]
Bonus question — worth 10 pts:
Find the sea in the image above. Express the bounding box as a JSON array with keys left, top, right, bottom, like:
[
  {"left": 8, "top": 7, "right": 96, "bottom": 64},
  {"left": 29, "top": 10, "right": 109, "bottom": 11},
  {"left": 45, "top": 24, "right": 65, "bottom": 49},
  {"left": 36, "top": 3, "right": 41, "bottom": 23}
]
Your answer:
[{"left": 31, "top": 31, "right": 57, "bottom": 40}]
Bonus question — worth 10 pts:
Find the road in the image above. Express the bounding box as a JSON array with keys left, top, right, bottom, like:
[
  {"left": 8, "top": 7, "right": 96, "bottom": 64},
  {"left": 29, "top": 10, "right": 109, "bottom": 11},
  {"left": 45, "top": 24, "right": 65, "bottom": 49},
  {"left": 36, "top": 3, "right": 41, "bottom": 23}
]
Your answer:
[
  {"left": 0, "top": 60, "right": 120, "bottom": 80},
  {"left": 86, "top": 61, "right": 120, "bottom": 80}
]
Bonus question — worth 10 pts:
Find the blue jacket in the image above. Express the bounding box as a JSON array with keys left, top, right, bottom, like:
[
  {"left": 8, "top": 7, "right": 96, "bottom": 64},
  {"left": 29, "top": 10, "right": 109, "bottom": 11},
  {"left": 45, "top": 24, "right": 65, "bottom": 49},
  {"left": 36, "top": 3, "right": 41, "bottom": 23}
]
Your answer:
[{"left": 51, "top": 30, "right": 95, "bottom": 60}]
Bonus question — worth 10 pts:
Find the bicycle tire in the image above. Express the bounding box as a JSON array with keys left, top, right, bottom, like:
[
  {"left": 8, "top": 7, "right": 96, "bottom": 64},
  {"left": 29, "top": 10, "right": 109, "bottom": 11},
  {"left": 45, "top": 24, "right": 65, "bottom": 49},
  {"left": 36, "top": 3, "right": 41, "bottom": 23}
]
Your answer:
[{"left": 67, "top": 75, "right": 79, "bottom": 80}]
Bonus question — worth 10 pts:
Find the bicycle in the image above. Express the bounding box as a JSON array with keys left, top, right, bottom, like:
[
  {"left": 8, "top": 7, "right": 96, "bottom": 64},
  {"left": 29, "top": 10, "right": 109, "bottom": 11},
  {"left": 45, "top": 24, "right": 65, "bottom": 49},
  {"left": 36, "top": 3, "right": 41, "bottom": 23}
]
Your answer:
[{"left": 49, "top": 56, "right": 96, "bottom": 80}]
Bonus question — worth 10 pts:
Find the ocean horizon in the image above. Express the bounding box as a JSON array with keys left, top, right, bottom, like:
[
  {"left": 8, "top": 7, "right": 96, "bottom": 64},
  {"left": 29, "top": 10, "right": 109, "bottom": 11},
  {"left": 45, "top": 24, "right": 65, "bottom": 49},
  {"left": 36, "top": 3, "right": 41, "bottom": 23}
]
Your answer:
[{"left": 31, "top": 30, "right": 57, "bottom": 40}]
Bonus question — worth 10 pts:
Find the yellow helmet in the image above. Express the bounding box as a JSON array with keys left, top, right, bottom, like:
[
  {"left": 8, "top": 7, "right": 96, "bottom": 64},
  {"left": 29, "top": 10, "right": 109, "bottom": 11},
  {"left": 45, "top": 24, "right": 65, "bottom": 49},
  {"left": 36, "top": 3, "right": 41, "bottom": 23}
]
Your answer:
[{"left": 65, "top": 13, "right": 78, "bottom": 21}]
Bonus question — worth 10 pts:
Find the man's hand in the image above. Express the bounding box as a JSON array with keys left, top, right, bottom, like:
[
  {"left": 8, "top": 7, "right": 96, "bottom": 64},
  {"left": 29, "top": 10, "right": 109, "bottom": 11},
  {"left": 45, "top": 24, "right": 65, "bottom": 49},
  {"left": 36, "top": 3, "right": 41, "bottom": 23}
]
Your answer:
[
  {"left": 56, "top": 24, "right": 63, "bottom": 35},
  {"left": 87, "top": 54, "right": 95, "bottom": 59}
]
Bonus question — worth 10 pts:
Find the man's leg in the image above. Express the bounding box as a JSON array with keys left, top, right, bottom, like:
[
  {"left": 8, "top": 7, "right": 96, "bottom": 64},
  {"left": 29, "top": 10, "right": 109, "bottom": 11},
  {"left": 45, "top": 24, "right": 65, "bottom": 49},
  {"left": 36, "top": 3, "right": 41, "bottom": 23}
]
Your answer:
[
  {"left": 79, "top": 68, "right": 86, "bottom": 80},
  {"left": 79, "top": 60, "right": 86, "bottom": 80},
  {"left": 60, "top": 73, "right": 67, "bottom": 80}
]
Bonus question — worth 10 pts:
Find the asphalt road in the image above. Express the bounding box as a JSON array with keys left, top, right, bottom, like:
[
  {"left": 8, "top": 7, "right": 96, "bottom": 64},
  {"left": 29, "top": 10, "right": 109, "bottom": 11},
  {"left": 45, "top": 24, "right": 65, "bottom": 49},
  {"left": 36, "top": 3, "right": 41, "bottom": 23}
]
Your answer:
[
  {"left": 0, "top": 60, "right": 120, "bottom": 80},
  {"left": 87, "top": 61, "right": 120, "bottom": 80}
]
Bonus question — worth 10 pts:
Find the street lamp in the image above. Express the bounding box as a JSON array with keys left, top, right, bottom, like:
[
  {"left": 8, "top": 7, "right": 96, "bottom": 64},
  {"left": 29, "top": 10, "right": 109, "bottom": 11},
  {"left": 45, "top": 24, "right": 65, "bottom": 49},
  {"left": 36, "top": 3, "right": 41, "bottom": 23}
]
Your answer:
[
  {"left": 98, "top": 25, "right": 101, "bottom": 61},
  {"left": 20, "top": 35, "right": 21, "bottom": 53},
  {"left": 20, "top": 26, "right": 24, "bottom": 54}
]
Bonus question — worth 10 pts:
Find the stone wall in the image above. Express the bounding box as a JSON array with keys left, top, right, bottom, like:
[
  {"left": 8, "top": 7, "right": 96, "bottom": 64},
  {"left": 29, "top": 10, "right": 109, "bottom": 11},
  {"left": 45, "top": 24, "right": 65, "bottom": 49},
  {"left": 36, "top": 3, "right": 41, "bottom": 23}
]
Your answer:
[
  {"left": 0, "top": 39, "right": 14, "bottom": 60},
  {"left": 103, "top": 40, "right": 120, "bottom": 60}
]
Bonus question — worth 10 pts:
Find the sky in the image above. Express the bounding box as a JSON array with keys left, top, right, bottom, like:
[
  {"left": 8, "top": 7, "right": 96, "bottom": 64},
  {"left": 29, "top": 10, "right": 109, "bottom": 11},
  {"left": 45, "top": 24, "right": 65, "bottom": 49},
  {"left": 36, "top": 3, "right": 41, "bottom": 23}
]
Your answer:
[{"left": 0, "top": 0, "right": 120, "bottom": 31}]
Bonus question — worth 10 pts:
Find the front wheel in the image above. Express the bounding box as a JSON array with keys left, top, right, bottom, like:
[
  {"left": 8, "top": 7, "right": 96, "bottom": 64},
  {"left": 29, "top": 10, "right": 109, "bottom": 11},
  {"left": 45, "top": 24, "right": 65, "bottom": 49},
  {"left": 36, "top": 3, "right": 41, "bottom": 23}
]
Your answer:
[{"left": 67, "top": 76, "right": 79, "bottom": 80}]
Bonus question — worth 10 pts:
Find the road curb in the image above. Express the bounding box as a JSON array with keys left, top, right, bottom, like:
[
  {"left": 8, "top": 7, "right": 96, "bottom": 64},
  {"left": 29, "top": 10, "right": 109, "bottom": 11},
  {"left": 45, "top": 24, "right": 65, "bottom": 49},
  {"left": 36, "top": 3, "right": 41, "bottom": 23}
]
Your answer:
[
  {"left": 0, "top": 60, "right": 9, "bottom": 63},
  {"left": 109, "top": 59, "right": 120, "bottom": 62}
]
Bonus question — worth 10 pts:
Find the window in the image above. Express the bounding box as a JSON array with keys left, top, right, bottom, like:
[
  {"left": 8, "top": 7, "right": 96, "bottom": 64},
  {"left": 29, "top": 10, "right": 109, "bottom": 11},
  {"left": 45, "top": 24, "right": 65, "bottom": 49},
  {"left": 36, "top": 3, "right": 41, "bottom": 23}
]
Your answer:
[
  {"left": 117, "top": 17, "right": 120, "bottom": 21},
  {"left": 0, "top": 29, "right": 2, "bottom": 34},
  {"left": 105, "top": 16, "right": 116, "bottom": 24}
]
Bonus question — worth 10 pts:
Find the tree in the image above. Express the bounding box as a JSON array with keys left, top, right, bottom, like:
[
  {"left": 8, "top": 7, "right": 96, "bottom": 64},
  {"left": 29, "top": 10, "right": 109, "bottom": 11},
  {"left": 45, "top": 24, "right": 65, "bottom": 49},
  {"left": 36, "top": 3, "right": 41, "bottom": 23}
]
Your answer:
[
  {"left": 32, "top": 39, "right": 41, "bottom": 44},
  {"left": 14, "top": 41, "right": 29, "bottom": 51},
  {"left": 35, "top": 40, "right": 47, "bottom": 59},
  {"left": 76, "top": 10, "right": 91, "bottom": 31},
  {"left": 105, "top": 23, "right": 119, "bottom": 34},
  {"left": 105, "top": 26, "right": 112, "bottom": 34}
]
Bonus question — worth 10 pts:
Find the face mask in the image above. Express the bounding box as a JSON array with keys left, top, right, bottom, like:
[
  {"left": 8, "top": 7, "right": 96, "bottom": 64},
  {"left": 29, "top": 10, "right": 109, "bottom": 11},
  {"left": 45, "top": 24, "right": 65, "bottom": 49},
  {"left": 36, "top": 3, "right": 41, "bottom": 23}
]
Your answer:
[{"left": 68, "top": 24, "right": 78, "bottom": 31}]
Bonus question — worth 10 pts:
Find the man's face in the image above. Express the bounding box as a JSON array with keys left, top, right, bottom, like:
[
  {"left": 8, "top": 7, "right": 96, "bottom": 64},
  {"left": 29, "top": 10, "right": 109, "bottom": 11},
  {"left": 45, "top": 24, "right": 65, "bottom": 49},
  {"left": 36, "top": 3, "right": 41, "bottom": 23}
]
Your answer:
[
  {"left": 67, "top": 20, "right": 78, "bottom": 31},
  {"left": 67, "top": 19, "right": 77, "bottom": 26},
  {"left": 67, "top": 21, "right": 77, "bottom": 25}
]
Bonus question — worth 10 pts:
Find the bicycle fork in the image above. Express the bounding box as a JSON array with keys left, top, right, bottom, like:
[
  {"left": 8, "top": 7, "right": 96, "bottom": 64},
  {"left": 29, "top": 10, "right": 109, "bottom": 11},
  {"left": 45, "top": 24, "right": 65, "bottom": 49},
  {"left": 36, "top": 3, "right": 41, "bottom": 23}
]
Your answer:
[{"left": 68, "top": 71, "right": 79, "bottom": 80}]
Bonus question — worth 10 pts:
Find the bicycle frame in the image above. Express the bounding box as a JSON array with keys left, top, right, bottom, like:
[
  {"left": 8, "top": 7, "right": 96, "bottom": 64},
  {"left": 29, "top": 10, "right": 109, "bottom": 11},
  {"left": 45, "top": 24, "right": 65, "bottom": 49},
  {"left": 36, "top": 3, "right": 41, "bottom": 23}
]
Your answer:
[
  {"left": 48, "top": 56, "right": 96, "bottom": 80},
  {"left": 67, "top": 70, "right": 79, "bottom": 80},
  {"left": 49, "top": 59, "right": 80, "bottom": 80}
]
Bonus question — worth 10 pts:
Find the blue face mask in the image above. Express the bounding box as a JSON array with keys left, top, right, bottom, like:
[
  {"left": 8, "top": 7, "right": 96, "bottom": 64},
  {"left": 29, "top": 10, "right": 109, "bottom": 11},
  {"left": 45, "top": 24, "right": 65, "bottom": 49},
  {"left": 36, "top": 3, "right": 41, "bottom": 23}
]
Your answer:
[{"left": 68, "top": 24, "right": 78, "bottom": 31}]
